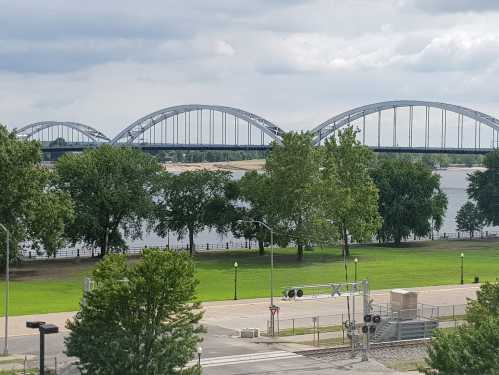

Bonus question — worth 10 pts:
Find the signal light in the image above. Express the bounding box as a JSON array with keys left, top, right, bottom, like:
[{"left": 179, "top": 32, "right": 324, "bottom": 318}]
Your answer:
[
  {"left": 286, "top": 289, "right": 304, "bottom": 298},
  {"left": 373, "top": 315, "right": 381, "bottom": 323},
  {"left": 363, "top": 314, "right": 372, "bottom": 323}
]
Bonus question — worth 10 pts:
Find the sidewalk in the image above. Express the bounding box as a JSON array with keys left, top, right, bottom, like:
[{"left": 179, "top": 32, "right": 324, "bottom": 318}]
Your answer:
[{"left": 0, "top": 283, "right": 479, "bottom": 338}]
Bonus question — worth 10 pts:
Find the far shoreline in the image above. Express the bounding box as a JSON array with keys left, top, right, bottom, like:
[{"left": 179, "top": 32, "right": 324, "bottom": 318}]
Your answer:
[{"left": 161, "top": 159, "right": 265, "bottom": 172}]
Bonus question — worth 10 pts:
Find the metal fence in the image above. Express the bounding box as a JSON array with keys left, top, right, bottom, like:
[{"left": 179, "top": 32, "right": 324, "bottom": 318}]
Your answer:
[
  {"left": 2, "top": 355, "right": 60, "bottom": 374},
  {"left": 20, "top": 240, "right": 259, "bottom": 261},
  {"left": 266, "top": 312, "right": 354, "bottom": 345},
  {"left": 19, "top": 228, "right": 499, "bottom": 261},
  {"left": 267, "top": 303, "right": 467, "bottom": 345},
  {"left": 370, "top": 303, "right": 467, "bottom": 321},
  {"left": 433, "top": 230, "right": 499, "bottom": 240}
]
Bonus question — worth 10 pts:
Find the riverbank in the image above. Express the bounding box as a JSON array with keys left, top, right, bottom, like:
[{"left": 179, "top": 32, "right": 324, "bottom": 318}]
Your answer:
[
  {"left": 161, "top": 159, "right": 265, "bottom": 172},
  {"left": 159, "top": 160, "right": 485, "bottom": 173}
]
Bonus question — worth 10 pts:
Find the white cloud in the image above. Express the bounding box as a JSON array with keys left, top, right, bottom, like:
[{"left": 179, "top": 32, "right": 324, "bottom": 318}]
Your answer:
[{"left": 403, "top": 31, "right": 499, "bottom": 72}]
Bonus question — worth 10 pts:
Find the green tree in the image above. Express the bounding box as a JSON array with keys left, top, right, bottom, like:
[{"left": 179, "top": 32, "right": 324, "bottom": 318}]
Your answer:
[
  {"left": 26, "top": 189, "right": 75, "bottom": 257},
  {"left": 236, "top": 171, "right": 272, "bottom": 255},
  {"left": 266, "top": 132, "right": 320, "bottom": 261},
  {"left": 0, "top": 126, "right": 74, "bottom": 262},
  {"left": 456, "top": 201, "right": 484, "bottom": 238},
  {"left": 65, "top": 249, "right": 203, "bottom": 375},
  {"left": 46, "top": 137, "right": 68, "bottom": 161},
  {"left": 371, "top": 159, "right": 447, "bottom": 245},
  {"left": 467, "top": 150, "right": 499, "bottom": 225},
  {"left": 154, "top": 170, "right": 232, "bottom": 255},
  {"left": 424, "top": 282, "right": 499, "bottom": 374},
  {"left": 55, "top": 145, "right": 161, "bottom": 257},
  {"left": 318, "top": 127, "right": 381, "bottom": 256}
]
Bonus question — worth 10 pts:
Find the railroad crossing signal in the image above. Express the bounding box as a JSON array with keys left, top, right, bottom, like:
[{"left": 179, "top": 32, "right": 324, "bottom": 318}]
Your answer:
[{"left": 283, "top": 280, "right": 373, "bottom": 362}]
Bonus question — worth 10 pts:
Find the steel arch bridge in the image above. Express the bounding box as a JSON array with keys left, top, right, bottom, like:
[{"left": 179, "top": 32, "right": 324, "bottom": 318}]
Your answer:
[
  {"left": 312, "top": 100, "right": 499, "bottom": 154},
  {"left": 14, "top": 121, "right": 110, "bottom": 147},
  {"left": 111, "top": 104, "right": 285, "bottom": 151},
  {"left": 9, "top": 101, "right": 499, "bottom": 154}
]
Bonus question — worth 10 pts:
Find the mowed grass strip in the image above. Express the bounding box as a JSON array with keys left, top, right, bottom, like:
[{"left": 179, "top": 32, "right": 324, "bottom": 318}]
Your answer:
[{"left": 2, "top": 240, "right": 499, "bottom": 316}]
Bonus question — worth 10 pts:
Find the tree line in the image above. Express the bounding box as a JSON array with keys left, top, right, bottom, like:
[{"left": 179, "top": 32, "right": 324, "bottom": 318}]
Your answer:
[{"left": 2, "top": 124, "right": 465, "bottom": 263}]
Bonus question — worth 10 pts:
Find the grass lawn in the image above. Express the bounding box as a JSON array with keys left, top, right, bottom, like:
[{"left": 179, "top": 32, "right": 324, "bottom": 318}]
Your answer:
[{"left": 2, "top": 239, "right": 499, "bottom": 316}]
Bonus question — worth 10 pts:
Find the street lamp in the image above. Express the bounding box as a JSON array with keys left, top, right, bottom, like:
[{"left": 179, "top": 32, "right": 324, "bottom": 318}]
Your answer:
[
  {"left": 197, "top": 346, "right": 203, "bottom": 368},
  {"left": 237, "top": 219, "right": 276, "bottom": 335},
  {"left": 460, "top": 252, "right": 464, "bottom": 285},
  {"left": 26, "top": 321, "right": 59, "bottom": 375},
  {"left": 234, "top": 262, "right": 238, "bottom": 300},
  {"left": 354, "top": 258, "right": 358, "bottom": 282},
  {"left": 0, "top": 224, "right": 9, "bottom": 356}
]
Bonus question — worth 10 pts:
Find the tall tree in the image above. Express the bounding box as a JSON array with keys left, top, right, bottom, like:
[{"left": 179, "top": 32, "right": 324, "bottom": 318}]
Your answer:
[
  {"left": 424, "top": 282, "right": 499, "bottom": 374},
  {"left": 266, "top": 132, "right": 320, "bottom": 261},
  {"left": 318, "top": 127, "right": 381, "bottom": 256},
  {"left": 55, "top": 145, "right": 161, "bottom": 257},
  {"left": 456, "top": 201, "right": 485, "bottom": 238},
  {"left": 65, "top": 249, "right": 203, "bottom": 375},
  {"left": 154, "top": 170, "right": 232, "bottom": 255},
  {"left": 236, "top": 170, "right": 272, "bottom": 255},
  {"left": 467, "top": 150, "right": 499, "bottom": 225},
  {"left": 371, "top": 159, "right": 448, "bottom": 245},
  {"left": 0, "top": 126, "right": 74, "bottom": 262}
]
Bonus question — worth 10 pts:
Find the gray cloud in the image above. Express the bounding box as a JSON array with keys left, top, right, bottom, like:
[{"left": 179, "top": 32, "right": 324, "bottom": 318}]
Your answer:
[
  {"left": 2, "top": 0, "right": 499, "bottom": 136},
  {"left": 404, "top": 0, "right": 499, "bottom": 13}
]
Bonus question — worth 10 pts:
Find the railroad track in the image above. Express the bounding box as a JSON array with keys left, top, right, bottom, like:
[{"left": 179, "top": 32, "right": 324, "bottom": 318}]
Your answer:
[{"left": 295, "top": 337, "right": 431, "bottom": 357}]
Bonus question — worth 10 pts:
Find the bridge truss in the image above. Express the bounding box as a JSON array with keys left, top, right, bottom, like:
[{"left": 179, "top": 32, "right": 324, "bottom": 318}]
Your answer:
[
  {"left": 111, "top": 104, "right": 285, "bottom": 150},
  {"left": 312, "top": 100, "right": 499, "bottom": 154},
  {"left": 9, "top": 101, "right": 499, "bottom": 154},
  {"left": 14, "top": 121, "right": 110, "bottom": 146}
]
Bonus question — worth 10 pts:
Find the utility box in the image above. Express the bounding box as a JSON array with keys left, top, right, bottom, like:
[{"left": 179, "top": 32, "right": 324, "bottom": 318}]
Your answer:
[
  {"left": 240, "top": 328, "right": 259, "bottom": 338},
  {"left": 391, "top": 289, "right": 418, "bottom": 320}
]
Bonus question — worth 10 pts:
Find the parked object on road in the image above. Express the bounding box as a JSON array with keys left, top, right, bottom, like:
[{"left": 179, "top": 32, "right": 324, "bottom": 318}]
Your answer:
[{"left": 240, "top": 328, "right": 259, "bottom": 338}]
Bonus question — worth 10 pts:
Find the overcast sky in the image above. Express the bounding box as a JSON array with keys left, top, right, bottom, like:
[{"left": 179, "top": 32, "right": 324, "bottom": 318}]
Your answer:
[{"left": 2, "top": 0, "right": 499, "bottom": 137}]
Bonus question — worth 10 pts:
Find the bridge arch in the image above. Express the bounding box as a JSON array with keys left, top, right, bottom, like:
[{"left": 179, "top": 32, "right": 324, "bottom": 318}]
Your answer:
[
  {"left": 112, "top": 104, "right": 285, "bottom": 147},
  {"left": 312, "top": 100, "right": 499, "bottom": 149},
  {"left": 14, "top": 121, "right": 110, "bottom": 143}
]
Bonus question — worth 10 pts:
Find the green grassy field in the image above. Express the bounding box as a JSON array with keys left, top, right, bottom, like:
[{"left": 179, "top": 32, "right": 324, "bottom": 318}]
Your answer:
[{"left": 3, "top": 239, "right": 499, "bottom": 316}]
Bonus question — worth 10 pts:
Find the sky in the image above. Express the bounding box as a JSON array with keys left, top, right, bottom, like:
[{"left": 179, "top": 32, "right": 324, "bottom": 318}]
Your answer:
[{"left": 2, "top": 0, "right": 499, "bottom": 138}]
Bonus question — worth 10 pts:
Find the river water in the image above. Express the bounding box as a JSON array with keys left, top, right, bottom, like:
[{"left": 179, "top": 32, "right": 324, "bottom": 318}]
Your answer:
[{"left": 130, "top": 168, "right": 488, "bottom": 248}]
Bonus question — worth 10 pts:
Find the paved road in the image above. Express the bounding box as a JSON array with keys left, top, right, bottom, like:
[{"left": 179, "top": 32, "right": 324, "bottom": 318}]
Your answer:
[
  {"left": 4, "top": 325, "right": 407, "bottom": 375},
  {"left": 2, "top": 283, "right": 479, "bottom": 337},
  {"left": 202, "top": 283, "right": 478, "bottom": 331},
  {"left": 0, "top": 283, "right": 479, "bottom": 374}
]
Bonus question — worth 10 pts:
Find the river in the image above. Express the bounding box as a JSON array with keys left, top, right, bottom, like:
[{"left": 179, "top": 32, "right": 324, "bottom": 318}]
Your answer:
[{"left": 129, "top": 168, "right": 488, "bottom": 249}]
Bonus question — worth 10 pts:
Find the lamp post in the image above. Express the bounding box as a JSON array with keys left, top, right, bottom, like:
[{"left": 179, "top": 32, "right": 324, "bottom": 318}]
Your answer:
[
  {"left": 26, "top": 321, "right": 59, "bottom": 375},
  {"left": 197, "top": 346, "right": 202, "bottom": 368},
  {"left": 354, "top": 258, "right": 358, "bottom": 282},
  {"left": 460, "top": 252, "right": 464, "bottom": 285},
  {"left": 234, "top": 262, "right": 238, "bottom": 300},
  {"left": 0, "top": 224, "right": 9, "bottom": 356},
  {"left": 237, "top": 219, "right": 275, "bottom": 335}
]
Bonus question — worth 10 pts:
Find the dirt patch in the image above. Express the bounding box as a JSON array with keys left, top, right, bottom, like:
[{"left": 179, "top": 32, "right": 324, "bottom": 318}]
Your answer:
[
  {"left": 10, "top": 256, "right": 145, "bottom": 281},
  {"left": 11, "top": 258, "right": 100, "bottom": 281}
]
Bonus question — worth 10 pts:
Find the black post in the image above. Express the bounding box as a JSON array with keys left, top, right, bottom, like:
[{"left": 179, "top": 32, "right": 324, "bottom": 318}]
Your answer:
[
  {"left": 39, "top": 332, "right": 45, "bottom": 375},
  {"left": 354, "top": 258, "right": 358, "bottom": 282},
  {"left": 234, "top": 263, "right": 238, "bottom": 300},
  {"left": 460, "top": 253, "right": 464, "bottom": 285}
]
